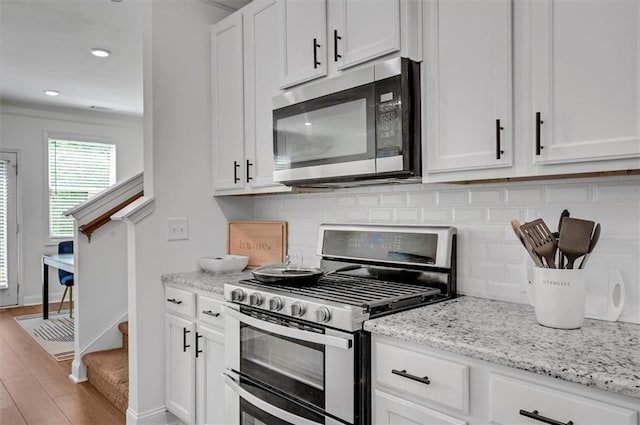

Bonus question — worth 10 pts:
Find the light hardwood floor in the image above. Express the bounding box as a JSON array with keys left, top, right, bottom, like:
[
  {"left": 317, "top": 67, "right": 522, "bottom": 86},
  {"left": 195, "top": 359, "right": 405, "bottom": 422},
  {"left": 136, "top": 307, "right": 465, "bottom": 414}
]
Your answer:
[{"left": 0, "top": 304, "right": 125, "bottom": 425}]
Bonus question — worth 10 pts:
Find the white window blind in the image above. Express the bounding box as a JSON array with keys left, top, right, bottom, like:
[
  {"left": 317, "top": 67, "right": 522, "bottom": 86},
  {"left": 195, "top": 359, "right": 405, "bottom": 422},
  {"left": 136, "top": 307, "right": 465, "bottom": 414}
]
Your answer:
[
  {"left": 48, "top": 138, "right": 116, "bottom": 238},
  {"left": 0, "top": 160, "right": 8, "bottom": 288}
]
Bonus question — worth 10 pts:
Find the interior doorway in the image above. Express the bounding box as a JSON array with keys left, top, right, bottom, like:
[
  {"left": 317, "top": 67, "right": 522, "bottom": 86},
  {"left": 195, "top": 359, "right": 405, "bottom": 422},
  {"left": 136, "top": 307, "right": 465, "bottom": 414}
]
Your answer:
[{"left": 0, "top": 151, "right": 18, "bottom": 307}]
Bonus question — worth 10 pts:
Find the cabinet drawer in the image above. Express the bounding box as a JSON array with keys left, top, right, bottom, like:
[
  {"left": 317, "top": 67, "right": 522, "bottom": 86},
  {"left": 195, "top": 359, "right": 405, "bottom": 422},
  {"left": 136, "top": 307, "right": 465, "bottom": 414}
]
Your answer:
[
  {"left": 374, "top": 340, "right": 469, "bottom": 413},
  {"left": 489, "top": 374, "right": 637, "bottom": 425},
  {"left": 165, "top": 286, "right": 196, "bottom": 318},
  {"left": 374, "top": 389, "right": 466, "bottom": 425},
  {"left": 197, "top": 294, "right": 224, "bottom": 330}
]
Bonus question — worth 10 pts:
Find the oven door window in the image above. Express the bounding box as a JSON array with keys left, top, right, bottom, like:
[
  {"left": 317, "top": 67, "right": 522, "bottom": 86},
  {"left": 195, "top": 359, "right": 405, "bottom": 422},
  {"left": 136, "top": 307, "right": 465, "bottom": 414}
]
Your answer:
[
  {"left": 239, "top": 383, "right": 325, "bottom": 425},
  {"left": 240, "top": 323, "right": 325, "bottom": 409},
  {"left": 273, "top": 84, "right": 376, "bottom": 170}
]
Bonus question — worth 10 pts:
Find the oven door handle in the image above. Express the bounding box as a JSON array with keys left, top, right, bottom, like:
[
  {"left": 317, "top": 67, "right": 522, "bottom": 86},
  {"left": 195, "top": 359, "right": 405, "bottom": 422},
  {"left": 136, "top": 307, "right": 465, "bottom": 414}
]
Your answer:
[
  {"left": 223, "top": 372, "right": 323, "bottom": 425},
  {"left": 224, "top": 304, "right": 352, "bottom": 350}
]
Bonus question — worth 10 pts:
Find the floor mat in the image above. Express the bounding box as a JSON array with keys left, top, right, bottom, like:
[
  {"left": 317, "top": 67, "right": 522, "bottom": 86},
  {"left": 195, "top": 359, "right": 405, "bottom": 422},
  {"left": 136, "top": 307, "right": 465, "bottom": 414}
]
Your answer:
[{"left": 14, "top": 312, "right": 74, "bottom": 361}]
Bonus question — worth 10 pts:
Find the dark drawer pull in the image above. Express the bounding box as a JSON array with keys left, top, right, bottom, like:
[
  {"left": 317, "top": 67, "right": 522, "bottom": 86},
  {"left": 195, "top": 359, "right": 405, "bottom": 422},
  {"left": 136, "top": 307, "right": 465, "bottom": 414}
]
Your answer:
[
  {"left": 233, "top": 161, "right": 240, "bottom": 183},
  {"left": 333, "top": 29, "right": 342, "bottom": 62},
  {"left": 519, "top": 409, "right": 573, "bottom": 425},
  {"left": 496, "top": 118, "right": 504, "bottom": 159},
  {"left": 391, "top": 369, "right": 430, "bottom": 385},
  {"left": 535, "top": 112, "right": 544, "bottom": 155},
  {"left": 183, "top": 328, "right": 191, "bottom": 352},
  {"left": 167, "top": 298, "right": 182, "bottom": 305},
  {"left": 246, "top": 159, "right": 253, "bottom": 183},
  {"left": 195, "top": 332, "right": 203, "bottom": 358},
  {"left": 202, "top": 310, "right": 221, "bottom": 318},
  {"left": 313, "top": 38, "right": 321, "bottom": 68}
]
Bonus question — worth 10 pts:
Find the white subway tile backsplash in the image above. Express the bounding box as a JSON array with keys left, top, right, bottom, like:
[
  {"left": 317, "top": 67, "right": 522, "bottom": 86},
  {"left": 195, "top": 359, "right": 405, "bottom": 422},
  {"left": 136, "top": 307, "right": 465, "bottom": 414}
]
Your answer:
[
  {"left": 249, "top": 175, "right": 640, "bottom": 323},
  {"left": 469, "top": 188, "right": 503, "bottom": 205},
  {"left": 437, "top": 190, "right": 467, "bottom": 206},
  {"left": 546, "top": 184, "right": 591, "bottom": 204},
  {"left": 380, "top": 193, "right": 406, "bottom": 207},
  {"left": 394, "top": 208, "right": 420, "bottom": 222}
]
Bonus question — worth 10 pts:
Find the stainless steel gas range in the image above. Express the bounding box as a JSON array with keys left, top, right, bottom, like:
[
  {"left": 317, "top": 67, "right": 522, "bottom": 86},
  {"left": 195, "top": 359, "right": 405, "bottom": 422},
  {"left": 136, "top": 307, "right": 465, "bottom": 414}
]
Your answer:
[{"left": 223, "top": 224, "right": 457, "bottom": 425}]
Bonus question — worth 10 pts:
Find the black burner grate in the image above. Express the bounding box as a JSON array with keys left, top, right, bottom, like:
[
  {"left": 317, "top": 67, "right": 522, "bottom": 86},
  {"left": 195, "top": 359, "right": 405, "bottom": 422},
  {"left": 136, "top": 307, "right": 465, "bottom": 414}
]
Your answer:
[{"left": 240, "top": 274, "right": 442, "bottom": 313}]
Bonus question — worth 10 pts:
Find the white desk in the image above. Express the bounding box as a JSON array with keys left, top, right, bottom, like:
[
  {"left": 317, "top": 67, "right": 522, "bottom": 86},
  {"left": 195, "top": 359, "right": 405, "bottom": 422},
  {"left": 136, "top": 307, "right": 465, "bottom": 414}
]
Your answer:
[{"left": 42, "top": 254, "right": 74, "bottom": 319}]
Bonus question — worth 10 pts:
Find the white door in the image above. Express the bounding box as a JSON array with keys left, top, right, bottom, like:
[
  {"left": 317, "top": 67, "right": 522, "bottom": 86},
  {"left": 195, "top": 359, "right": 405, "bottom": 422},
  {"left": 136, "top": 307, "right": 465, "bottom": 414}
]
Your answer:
[
  {"left": 374, "top": 390, "right": 467, "bottom": 425},
  {"left": 165, "top": 313, "right": 196, "bottom": 424},
  {"left": 212, "top": 13, "right": 245, "bottom": 192},
  {"left": 196, "top": 324, "right": 225, "bottom": 425},
  {"left": 424, "top": 0, "right": 513, "bottom": 173},
  {"left": 244, "top": 0, "right": 288, "bottom": 191},
  {"left": 280, "top": 0, "right": 327, "bottom": 88},
  {"left": 531, "top": 0, "right": 640, "bottom": 164},
  {"left": 0, "top": 152, "right": 18, "bottom": 307},
  {"left": 330, "top": 0, "right": 400, "bottom": 71}
]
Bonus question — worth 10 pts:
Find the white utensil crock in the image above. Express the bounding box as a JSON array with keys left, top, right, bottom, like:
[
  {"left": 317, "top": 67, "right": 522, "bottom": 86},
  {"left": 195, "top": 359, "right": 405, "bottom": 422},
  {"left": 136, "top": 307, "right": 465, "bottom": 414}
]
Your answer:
[{"left": 529, "top": 267, "right": 586, "bottom": 329}]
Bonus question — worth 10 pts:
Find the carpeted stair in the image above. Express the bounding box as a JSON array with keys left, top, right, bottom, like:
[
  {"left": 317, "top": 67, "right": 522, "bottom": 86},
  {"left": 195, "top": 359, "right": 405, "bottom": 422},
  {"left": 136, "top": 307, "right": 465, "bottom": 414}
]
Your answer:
[{"left": 82, "top": 321, "right": 129, "bottom": 413}]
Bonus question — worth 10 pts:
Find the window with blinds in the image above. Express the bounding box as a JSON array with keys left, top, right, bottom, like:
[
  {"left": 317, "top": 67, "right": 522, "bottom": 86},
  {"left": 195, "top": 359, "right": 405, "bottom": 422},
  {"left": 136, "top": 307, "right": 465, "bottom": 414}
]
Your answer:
[
  {"left": 48, "top": 138, "right": 116, "bottom": 238},
  {"left": 0, "top": 160, "right": 8, "bottom": 288}
]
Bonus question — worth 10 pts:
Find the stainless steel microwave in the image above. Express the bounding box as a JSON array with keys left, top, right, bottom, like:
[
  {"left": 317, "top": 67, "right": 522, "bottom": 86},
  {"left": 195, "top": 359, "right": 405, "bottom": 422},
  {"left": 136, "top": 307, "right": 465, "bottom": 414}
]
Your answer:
[{"left": 272, "top": 57, "right": 421, "bottom": 188}]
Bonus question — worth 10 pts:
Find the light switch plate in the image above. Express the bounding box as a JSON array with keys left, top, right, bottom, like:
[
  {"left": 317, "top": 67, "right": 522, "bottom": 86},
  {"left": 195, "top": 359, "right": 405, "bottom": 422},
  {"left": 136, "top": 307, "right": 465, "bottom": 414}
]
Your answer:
[{"left": 167, "top": 217, "right": 188, "bottom": 241}]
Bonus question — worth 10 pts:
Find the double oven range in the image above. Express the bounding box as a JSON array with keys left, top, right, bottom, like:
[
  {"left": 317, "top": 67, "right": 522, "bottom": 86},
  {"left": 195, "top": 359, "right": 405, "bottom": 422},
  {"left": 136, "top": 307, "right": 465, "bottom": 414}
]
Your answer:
[{"left": 223, "top": 224, "right": 457, "bottom": 425}]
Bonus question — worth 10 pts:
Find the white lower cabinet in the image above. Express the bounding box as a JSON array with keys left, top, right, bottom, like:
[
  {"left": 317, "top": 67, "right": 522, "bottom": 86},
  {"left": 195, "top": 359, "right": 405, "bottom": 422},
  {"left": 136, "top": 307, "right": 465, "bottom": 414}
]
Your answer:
[
  {"left": 371, "top": 334, "right": 639, "bottom": 425},
  {"left": 165, "top": 289, "right": 226, "bottom": 425}
]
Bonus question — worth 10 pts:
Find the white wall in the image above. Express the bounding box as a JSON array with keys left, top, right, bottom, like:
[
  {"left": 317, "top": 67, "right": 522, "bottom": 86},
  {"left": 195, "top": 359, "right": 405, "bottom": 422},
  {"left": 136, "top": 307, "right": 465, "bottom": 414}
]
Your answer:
[
  {"left": 0, "top": 103, "right": 143, "bottom": 305},
  {"left": 253, "top": 175, "right": 640, "bottom": 324}
]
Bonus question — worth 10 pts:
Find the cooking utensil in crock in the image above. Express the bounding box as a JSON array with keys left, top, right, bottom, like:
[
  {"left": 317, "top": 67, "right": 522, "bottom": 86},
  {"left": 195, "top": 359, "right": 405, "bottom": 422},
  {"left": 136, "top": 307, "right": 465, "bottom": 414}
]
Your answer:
[
  {"left": 557, "top": 209, "right": 570, "bottom": 268},
  {"left": 519, "top": 218, "right": 558, "bottom": 268},
  {"left": 578, "top": 222, "right": 601, "bottom": 269},
  {"left": 251, "top": 264, "right": 361, "bottom": 285},
  {"left": 558, "top": 217, "right": 595, "bottom": 269},
  {"left": 511, "top": 220, "right": 544, "bottom": 267}
]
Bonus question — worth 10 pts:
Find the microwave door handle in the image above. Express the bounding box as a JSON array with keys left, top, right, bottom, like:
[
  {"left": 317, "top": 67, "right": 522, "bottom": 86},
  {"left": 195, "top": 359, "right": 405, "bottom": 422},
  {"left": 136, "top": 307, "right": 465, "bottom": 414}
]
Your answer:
[
  {"left": 223, "top": 304, "right": 352, "bottom": 350},
  {"left": 223, "top": 372, "right": 323, "bottom": 425}
]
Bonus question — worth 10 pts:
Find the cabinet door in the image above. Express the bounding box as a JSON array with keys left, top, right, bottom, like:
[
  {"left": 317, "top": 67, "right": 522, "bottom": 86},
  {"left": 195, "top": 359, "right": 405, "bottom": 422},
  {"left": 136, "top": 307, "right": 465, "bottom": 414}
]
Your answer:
[
  {"left": 196, "top": 325, "right": 225, "bottom": 425},
  {"left": 280, "top": 0, "right": 327, "bottom": 88},
  {"left": 424, "top": 0, "right": 512, "bottom": 173},
  {"left": 165, "top": 314, "right": 196, "bottom": 424},
  {"left": 244, "top": 0, "right": 288, "bottom": 191},
  {"left": 330, "top": 0, "right": 400, "bottom": 71},
  {"left": 212, "top": 13, "right": 245, "bottom": 192},
  {"left": 374, "top": 389, "right": 467, "bottom": 425},
  {"left": 531, "top": 0, "right": 640, "bottom": 164}
]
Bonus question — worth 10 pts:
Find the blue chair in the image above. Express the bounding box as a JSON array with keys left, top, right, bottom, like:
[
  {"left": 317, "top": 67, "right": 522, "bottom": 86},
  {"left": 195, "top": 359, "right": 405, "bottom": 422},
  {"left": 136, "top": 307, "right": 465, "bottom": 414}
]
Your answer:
[{"left": 57, "top": 240, "right": 74, "bottom": 318}]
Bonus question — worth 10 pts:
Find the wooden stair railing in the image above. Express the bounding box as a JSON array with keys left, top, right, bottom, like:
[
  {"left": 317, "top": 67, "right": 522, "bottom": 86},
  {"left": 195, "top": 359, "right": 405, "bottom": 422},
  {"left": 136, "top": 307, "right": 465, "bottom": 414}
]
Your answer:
[{"left": 79, "top": 191, "right": 144, "bottom": 242}]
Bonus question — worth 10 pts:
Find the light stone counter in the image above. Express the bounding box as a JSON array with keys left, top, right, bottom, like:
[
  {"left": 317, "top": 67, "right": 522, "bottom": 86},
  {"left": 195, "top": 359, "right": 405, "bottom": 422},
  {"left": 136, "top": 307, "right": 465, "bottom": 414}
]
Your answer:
[
  {"left": 364, "top": 296, "right": 640, "bottom": 399},
  {"left": 161, "top": 270, "right": 253, "bottom": 295}
]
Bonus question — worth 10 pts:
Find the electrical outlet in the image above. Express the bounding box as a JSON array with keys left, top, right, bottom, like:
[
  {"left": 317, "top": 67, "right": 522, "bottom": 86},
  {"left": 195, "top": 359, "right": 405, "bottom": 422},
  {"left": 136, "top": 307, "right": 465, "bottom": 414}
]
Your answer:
[{"left": 167, "top": 217, "right": 189, "bottom": 241}]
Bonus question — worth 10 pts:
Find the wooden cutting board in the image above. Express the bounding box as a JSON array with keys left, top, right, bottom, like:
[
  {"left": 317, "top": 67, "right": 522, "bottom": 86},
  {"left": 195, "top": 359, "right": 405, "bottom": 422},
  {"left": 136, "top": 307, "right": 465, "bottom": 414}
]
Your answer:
[{"left": 228, "top": 221, "right": 287, "bottom": 269}]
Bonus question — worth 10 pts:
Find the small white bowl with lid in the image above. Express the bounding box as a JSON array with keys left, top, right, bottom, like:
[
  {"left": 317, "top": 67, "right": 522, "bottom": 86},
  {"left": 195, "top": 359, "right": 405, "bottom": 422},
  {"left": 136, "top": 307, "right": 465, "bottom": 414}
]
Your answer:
[{"left": 198, "top": 255, "right": 249, "bottom": 274}]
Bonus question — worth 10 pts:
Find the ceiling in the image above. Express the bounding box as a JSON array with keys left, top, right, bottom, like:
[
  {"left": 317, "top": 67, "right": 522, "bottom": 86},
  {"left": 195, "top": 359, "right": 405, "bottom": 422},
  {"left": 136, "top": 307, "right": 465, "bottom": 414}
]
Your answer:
[{"left": 0, "top": 1, "right": 252, "bottom": 117}]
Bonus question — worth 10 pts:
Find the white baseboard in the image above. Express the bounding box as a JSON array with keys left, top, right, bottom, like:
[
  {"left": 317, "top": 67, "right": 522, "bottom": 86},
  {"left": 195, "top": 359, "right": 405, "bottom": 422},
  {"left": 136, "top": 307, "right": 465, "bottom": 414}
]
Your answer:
[
  {"left": 69, "top": 359, "right": 87, "bottom": 383},
  {"left": 127, "top": 406, "right": 174, "bottom": 425},
  {"left": 23, "top": 291, "right": 65, "bottom": 306}
]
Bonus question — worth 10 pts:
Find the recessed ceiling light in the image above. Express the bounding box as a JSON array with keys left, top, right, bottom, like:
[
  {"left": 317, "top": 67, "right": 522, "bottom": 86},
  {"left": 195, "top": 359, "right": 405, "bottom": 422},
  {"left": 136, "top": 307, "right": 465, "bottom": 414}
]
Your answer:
[
  {"left": 91, "top": 48, "right": 111, "bottom": 58},
  {"left": 44, "top": 90, "right": 60, "bottom": 96},
  {"left": 304, "top": 122, "right": 313, "bottom": 126}
]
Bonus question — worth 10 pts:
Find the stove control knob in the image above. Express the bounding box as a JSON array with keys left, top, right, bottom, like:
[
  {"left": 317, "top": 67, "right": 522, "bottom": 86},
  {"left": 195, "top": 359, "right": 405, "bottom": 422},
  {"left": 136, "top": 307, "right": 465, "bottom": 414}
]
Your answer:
[
  {"left": 315, "top": 307, "right": 331, "bottom": 323},
  {"left": 230, "top": 289, "right": 245, "bottom": 302},
  {"left": 249, "top": 293, "right": 263, "bottom": 307},
  {"left": 290, "top": 302, "right": 306, "bottom": 317},
  {"left": 268, "top": 297, "right": 283, "bottom": 311}
]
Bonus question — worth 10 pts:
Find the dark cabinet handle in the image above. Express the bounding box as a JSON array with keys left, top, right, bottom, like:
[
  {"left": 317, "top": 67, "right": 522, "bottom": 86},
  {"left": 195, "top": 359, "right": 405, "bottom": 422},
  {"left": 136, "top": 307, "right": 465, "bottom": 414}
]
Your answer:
[
  {"left": 333, "top": 30, "right": 342, "bottom": 62},
  {"left": 496, "top": 119, "right": 505, "bottom": 160},
  {"left": 535, "top": 112, "right": 544, "bottom": 155},
  {"left": 391, "top": 369, "right": 430, "bottom": 385},
  {"left": 183, "top": 328, "right": 191, "bottom": 352},
  {"left": 313, "top": 38, "right": 321, "bottom": 69},
  {"left": 233, "top": 161, "right": 240, "bottom": 183},
  {"left": 166, "top": 298, "right": 182, "bottom": 305},
  {"left": 246, "top": 159, "right": 253, "bottom": 183},
  {"left": 202, "top": 310, "right": 221, "bottom": 317},
  {"left": 519, "top": 409, "right": 573, "bottom": 425},
  {"left": 195, "top": 332, "right": 203, "bottom": 358}
]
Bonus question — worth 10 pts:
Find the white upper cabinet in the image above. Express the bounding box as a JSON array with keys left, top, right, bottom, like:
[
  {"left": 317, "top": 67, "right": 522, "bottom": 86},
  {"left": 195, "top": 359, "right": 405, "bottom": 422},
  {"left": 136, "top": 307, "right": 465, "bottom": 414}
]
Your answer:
[
  {"left": 280, "top": 0, "right": 328, "bottom": 88},
  {"left": 424, "top": 0, "right": 513, "bottom": 174},
  {"left": 531, "top": 0, "right": 640, "bottom": 165},
  {"left": 329, "top": 0, "right": 401, "bottom": 71},
  {"left": 244, "top": 0, "right": 290, "bottom": 191},
  {"left": 212, "top": 13, "right": 245, "bottom": 191}
]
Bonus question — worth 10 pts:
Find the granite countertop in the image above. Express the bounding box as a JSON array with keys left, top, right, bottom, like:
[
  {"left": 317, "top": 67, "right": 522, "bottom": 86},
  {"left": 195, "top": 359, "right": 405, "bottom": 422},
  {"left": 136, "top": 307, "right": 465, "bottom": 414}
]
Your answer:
[
  {"left": 364, "top": 296, "right": 640, "bottom": 399},
  {"left": 161, "top": 270, "right": 253, "bottom": 295}
]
